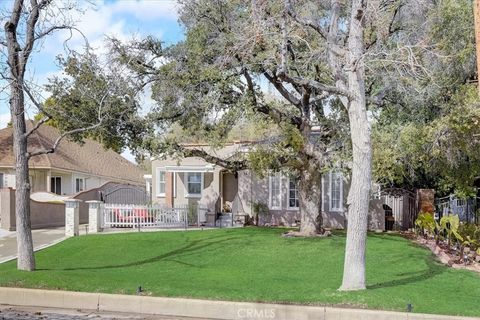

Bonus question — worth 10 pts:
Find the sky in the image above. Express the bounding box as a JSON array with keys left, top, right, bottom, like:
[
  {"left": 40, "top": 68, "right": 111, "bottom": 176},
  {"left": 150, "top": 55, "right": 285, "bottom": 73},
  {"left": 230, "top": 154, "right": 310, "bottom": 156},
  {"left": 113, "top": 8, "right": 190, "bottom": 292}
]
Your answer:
[{"left": 0, "top": 0, "right": 185, "bottom": 161}]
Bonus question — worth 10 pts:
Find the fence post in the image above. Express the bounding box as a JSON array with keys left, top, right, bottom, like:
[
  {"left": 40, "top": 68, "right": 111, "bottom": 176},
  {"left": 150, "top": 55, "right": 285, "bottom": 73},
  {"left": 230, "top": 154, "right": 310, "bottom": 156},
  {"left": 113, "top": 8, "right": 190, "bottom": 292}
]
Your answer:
[
  {"left": 64, "top": 199, "right": 82, "bottom": 237},
  {"left": 197, "top": 206, "right": 200, "bottom": 228},
  {"left": 184, "top": 207, "right": 188, "bottom": 230},
  {"left": 86, "top": 200, "right": 103, "bottom": 233}
]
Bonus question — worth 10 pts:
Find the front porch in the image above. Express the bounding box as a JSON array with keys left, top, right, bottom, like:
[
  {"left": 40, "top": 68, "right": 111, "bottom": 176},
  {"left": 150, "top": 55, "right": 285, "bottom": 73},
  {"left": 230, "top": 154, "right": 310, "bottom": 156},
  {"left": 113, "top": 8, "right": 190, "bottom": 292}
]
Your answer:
[{"left": 153, "top": 165, "right": 248, "bottom": 228}]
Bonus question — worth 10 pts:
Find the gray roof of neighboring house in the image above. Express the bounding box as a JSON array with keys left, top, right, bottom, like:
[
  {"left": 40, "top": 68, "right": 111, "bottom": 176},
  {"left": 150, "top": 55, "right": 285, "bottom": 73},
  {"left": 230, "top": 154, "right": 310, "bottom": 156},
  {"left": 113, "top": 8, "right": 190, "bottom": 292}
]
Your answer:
[{"left": 0, "top": 122, "right": 145, "bottom": 185}]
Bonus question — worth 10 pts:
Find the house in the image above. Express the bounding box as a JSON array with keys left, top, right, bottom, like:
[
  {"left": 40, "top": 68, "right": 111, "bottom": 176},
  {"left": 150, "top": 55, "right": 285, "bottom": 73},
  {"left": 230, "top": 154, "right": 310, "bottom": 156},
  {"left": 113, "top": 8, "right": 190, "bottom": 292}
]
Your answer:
[
  {"left": 150, "top": 142, "right": 355, "bottom": 229},
  {"left": 0, "top": 122, "right": 145, "bottom": 195}
]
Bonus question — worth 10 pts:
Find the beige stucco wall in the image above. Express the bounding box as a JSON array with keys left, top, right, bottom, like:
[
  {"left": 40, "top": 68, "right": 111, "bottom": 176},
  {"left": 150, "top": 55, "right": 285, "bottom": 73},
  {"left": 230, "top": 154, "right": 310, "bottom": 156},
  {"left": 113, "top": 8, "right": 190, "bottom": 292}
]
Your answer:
[
  {"left": 247, "top": 172, "right": 349, "bottom": 228},
  {"left": 150, "top": 158, "right": 394, "bottom": 230},
  {"left": 151, "top": 158, "right": 220, "bottom": 211}
]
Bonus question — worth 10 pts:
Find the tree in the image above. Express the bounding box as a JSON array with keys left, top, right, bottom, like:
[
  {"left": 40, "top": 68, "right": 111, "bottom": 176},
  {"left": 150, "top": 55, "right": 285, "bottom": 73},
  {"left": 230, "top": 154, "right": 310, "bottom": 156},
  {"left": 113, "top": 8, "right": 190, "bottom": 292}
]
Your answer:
[
  {"left": 372, "top": 0, "right": 478, "bottom": 196},
  {"left": 110, "top": 2, "right": 349, "bottom": 236},
  {"left": 100, "top": 0, "right": 432, "bottom": 290},
  {"left": 0, "top": 0, "right": 137, "bottom": 271}
]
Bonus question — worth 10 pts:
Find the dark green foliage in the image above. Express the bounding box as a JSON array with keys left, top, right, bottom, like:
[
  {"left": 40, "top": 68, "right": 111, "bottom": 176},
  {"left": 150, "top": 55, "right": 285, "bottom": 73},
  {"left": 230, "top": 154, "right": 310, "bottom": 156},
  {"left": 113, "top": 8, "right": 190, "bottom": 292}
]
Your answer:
[
  {"left": 372, "top": 0, "right": 480, "bottom": 195},
  {"left": 45, "top": 52, "right": 148, "bottom": 154}
]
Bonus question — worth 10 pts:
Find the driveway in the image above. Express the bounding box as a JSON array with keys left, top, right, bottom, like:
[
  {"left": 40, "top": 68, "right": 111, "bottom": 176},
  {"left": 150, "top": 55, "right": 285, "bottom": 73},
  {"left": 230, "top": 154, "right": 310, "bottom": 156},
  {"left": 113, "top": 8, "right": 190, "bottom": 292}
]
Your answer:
[{"left": 0, "top": 227, "right": 68, "bottom": 263}]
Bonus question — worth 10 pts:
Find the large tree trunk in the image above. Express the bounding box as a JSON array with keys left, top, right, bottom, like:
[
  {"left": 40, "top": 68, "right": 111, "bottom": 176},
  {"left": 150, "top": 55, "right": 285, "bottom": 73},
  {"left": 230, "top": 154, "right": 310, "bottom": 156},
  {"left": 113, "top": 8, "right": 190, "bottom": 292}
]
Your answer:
[
  {"left": 5, "top": 0, "right": 36, "bottom": 271},
  {"left": 11, "top": 84, "right": 36, "bottom": 271},
  {"left": 298, "top": 156, "right": 323, "bottom": 236},
  {"left": 339, "top": 0, "right": 372, "bottom": 291}
]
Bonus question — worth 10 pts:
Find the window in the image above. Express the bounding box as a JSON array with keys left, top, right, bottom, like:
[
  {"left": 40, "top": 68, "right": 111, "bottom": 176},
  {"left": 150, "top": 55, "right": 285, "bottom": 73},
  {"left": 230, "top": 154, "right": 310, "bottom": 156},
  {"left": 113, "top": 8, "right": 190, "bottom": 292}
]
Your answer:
[
  {"left": 75, "top": 178, "right": 85, "bottom": 193},
  {"left": 0, "top": 173, "right": 4, "bottom": 188},
  {"left": 288, "top": 177, "right": 299, "bottom": 209},
  {"left": 330, "top": 172, "right": 343, "bottom": 211},
  {"left": 186, "top": 172, "right": 203, "bottom": 197},
  {"left": 50, "top": 177, "right": 62, "bottom": 195},
  {"left": 269, "top": 173, "right": 282, "bottom": 209},
  {"left": 157, "top": 169, "right": 166, "bottom": 197}
]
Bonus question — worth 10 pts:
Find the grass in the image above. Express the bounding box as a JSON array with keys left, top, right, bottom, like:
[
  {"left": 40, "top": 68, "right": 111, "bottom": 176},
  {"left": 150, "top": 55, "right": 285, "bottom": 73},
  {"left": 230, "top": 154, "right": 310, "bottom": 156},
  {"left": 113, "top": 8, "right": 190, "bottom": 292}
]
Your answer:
[{"left": 0, "top": 228, "right": 479, "bottom": 316}]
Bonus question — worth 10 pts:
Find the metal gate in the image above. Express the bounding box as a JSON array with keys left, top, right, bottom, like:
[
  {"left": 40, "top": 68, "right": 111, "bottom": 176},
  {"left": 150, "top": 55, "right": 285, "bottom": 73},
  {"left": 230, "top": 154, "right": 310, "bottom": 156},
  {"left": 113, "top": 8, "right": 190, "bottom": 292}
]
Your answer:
[
  {"left": 377, "top": 188, "right": 418, "bottom": 230},
  {"left": 435, "top": 195, "right": 479, "bottom": 224},
  {"left": 100, "top": 184, "right": 149, "bottom": 205}
]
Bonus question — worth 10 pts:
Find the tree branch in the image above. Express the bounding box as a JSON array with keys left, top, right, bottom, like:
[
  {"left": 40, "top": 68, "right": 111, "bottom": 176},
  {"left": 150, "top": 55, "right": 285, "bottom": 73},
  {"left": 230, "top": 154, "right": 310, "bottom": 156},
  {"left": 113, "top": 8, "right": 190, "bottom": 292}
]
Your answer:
[
  {"left": 27, "top": 121, "right": 103, "bottom": 159},
  {"left": 284, "top": 0, "right": 327, "bottom": 39},
  {"left": 172, "top": 143, "right": 248, "bottom": 172},
  {"left": 263, "top": 71, "right": 301, "bottom": 108},
  {"left": 23, "top": 0, "right": 43, "bottom": 64},
  {"left": 278, "top": 72, "right": 353, "bottom": 99},
  {"left": 243, "top": 69, "right": 303, "bottom": 128}
]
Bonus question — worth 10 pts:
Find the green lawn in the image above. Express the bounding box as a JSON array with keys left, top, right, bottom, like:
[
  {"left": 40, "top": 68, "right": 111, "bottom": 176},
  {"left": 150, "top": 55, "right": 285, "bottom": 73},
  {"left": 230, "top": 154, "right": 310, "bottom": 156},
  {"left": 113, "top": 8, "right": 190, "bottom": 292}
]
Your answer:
[{"left": 0, "top": 228, "right": 479, "bottom": 316}]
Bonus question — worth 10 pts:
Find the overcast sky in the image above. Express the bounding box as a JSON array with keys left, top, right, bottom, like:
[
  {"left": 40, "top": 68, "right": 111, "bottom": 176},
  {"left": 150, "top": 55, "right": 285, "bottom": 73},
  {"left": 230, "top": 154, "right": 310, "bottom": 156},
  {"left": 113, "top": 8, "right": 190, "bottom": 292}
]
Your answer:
[{"left": 0, "top": 0, "right": 184, "bottom": 161}]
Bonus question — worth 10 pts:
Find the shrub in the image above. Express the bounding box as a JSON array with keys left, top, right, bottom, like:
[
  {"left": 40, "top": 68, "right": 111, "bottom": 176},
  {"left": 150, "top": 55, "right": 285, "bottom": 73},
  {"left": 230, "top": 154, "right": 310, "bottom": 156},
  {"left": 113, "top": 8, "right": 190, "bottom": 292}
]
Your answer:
[
  {"left": 253, "top": 202, "right": 270, "bottom": 226},
  {"left": 439, "top": 214, "right": 462, "bottom": 252}
]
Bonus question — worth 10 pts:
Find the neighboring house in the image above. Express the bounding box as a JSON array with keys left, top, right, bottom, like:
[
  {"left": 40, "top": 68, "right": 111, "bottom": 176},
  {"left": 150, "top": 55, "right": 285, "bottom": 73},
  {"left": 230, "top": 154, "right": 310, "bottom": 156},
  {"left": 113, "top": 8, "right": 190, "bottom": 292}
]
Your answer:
[
  {"left": 0, "top": 122, "right": 145, "bottom": 195},
  {"left": 150, "top": 142, "right": 353, "bottom": 229}
]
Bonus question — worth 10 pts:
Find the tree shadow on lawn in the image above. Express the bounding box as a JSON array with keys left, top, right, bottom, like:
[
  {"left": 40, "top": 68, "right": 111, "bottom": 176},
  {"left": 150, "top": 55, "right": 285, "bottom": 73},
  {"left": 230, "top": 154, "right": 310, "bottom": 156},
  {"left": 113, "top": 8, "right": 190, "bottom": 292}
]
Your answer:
[
  {"left": 367, "top": 253, "right": 445, "bottom": 290},
  {"left": 39, "top": 234, "right": 238, "bottom": 271}
]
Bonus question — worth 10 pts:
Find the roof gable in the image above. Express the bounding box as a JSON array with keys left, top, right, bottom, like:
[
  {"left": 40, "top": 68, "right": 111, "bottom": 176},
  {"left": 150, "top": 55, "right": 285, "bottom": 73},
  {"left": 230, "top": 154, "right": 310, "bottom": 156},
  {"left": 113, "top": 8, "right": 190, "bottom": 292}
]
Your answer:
[{"left": 0, "top": 122, "right": 145, "bottom": 184}]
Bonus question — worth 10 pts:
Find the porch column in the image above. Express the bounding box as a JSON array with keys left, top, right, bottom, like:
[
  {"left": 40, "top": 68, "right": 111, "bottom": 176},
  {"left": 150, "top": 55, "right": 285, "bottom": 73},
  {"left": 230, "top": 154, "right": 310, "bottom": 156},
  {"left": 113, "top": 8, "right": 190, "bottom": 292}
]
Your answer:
[
  {"left": 64, "top": 199, "right": 82, "bottom": 237},
  {"left": 166, "top": 172, "right": 174, "bottom": 207},
  {"left": 86, "top": 200, "right": 103, "bottom": 233},
  {"left": 46, "top": 170, "right": 51, "bottom": 193}
]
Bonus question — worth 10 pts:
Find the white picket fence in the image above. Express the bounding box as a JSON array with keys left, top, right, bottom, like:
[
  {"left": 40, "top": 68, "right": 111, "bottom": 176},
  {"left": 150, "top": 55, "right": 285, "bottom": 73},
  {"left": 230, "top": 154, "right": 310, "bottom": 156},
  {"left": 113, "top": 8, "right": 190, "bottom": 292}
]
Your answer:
[{"left": 102, "top": 203, "right": 209, "bottom": 229}]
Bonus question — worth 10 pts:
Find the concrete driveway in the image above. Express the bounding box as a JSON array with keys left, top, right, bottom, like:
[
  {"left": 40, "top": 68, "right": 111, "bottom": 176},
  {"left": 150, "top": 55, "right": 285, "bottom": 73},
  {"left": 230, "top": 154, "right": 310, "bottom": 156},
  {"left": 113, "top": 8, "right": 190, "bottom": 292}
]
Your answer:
[{"left": 0, "top": 227, "right": 67, "bottom": 263}]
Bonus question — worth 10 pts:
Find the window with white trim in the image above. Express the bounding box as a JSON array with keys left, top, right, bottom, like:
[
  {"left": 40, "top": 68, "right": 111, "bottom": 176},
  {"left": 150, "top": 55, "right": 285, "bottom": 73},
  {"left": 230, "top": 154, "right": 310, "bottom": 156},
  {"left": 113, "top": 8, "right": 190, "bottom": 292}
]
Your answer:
[
  {"left": 288, "top": 177, "right": 299, "bottom": 209},
  {"left": 75, "top": 178, "right": 85, "bottom": 193},
  {"left": 157, "top": 169, "right": 166, "bottom": 197},
  {"left": 186, "top": 172, "right": 203, "bottom": 197},
  {"left": 269, "top": 173, "right": 282, "bottom": 209},
  {"left": 330, "top": 172, "right": 343, "bottom": 211},
  {"left": 0, "top": 173, "right": 4, "bottom": 189}
]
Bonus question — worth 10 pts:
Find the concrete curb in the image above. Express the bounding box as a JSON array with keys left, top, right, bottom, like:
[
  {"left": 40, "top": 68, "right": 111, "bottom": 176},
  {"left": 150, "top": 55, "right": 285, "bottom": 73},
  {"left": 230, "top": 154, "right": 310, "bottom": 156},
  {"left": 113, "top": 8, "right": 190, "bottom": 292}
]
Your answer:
[{"left": 0, "top": 287, "right": 478, "bottom": 320}]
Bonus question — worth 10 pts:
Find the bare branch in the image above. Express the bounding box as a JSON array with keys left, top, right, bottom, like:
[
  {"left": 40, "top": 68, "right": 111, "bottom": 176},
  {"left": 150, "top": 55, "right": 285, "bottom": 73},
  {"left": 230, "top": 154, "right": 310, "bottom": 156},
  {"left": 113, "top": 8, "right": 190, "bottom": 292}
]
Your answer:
[
  {"left": 278, "top": 71, "right": 353, "bottom": 99},
  {"left": 285, "top": 0, "right": 327, "bottom": 39},
  {"left": 263, "top": 71, "right": 301, "bottom": 108},
  {"left": 23, "top": 0, "right": 43, "bottom": 64},
  {"left": 180, "top": 145, "right": 248, "bottom": 173},
  {"left": 243, "top": 69, "right": 303, "bottom": 128},
  {"left": 25, "top": 116, "right": 50, "bottom": 137},
  {"left": 27, "top": 121, "right": 103, "bottom": 158}
]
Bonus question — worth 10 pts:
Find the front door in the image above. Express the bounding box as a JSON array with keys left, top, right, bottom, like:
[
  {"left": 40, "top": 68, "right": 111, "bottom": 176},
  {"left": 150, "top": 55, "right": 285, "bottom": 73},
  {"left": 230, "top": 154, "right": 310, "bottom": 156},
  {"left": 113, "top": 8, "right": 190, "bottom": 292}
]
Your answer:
[{"left": 221, "top": 172, "right": 238, "bottom": 212}]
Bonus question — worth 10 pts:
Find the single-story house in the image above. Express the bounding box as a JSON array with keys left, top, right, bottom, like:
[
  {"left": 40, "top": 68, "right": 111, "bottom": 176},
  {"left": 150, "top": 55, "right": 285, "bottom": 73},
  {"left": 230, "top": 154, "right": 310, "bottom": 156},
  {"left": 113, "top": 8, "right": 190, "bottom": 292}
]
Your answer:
[
  {"left": 149, "top": 142, "right": 365, "bottom": 229},
  {"left": 0, "top": 122, "right": 145, "bottom": 195},
  {"left": 149, "top": 142, "right": 422, "bottom": 230}
]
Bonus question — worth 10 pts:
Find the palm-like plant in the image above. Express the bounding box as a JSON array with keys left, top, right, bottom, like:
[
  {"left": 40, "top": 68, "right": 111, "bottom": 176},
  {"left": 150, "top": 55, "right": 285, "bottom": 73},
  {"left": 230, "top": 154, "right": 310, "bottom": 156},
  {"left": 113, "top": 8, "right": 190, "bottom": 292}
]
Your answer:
[
  {"left": 415, "top": 212, "right": 436, "bottom": 239},
  {"left": 439, "top": 214, "right": 462, "bottom": 252}
]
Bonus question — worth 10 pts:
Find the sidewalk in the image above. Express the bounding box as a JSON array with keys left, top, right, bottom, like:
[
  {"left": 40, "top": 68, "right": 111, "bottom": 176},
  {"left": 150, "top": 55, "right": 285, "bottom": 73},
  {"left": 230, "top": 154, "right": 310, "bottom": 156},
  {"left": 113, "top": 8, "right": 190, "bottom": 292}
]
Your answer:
[
  {"left": 0, "top": 287, "right": 478, "bottom": 320},
  {"left": 0, "top": 227, "right": 70, "bottom": 263}
]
